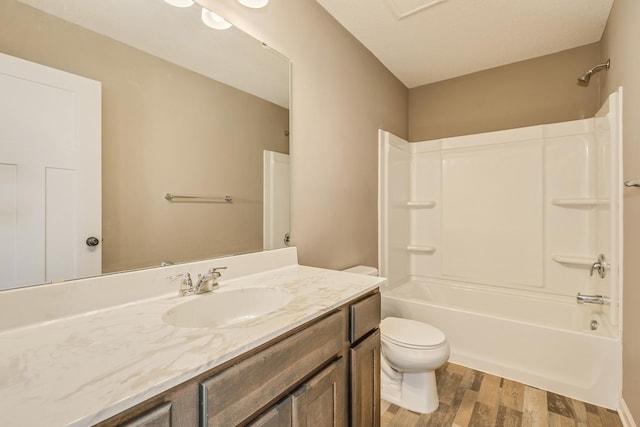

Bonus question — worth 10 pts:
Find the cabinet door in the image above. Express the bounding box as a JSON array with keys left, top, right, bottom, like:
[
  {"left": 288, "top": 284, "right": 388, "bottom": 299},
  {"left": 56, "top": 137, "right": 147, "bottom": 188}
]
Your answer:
[
  {"left": 350, "top": 329, "right": 381, "bottom": 427},
  {"left": 248, "top": 397, "right": 292, "bottom": 427},
  {"left": 291, "top": 358, "right": 347, "bottom": 427}
]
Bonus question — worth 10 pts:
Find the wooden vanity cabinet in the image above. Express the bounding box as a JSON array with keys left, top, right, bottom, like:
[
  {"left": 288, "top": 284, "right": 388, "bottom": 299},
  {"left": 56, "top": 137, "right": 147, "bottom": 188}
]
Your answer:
[{"left": 94, "top": 290, "right": 379, "bottom": 427}]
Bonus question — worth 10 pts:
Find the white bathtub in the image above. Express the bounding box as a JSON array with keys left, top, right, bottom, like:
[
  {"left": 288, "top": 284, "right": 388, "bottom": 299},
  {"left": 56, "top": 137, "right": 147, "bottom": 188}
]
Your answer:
[{"left": 381, "top": 280, "right": 622, "bottom": 409}]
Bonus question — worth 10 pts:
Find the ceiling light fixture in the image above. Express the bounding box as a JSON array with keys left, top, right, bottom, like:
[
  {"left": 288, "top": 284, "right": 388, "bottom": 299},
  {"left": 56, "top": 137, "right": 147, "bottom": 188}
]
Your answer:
[
  {"left": 164, "top": 0, "right": 195, "bottom": 8},
  {"left": 201, "top": 7, "right": 233, "bottom": 30},
  {"left": 238, "top": 0, "right": 269, "bottom": 8}
]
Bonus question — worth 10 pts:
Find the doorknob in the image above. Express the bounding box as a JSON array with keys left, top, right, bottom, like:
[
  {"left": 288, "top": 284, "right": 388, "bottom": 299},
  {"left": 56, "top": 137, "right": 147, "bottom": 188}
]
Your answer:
[{"left": 86, "top": 236, "right": 100, "bottom": 247}]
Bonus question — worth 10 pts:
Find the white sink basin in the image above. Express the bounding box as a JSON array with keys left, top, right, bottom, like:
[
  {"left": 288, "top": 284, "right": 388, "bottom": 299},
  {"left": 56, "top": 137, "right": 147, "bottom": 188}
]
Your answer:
[{"left": 162, "top": 287, "right": 294, "bottom": 328}]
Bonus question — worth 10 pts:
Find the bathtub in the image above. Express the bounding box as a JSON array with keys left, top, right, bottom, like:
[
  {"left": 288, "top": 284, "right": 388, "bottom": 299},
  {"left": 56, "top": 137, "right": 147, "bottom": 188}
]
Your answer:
[{"left": 381, "top": 280, "right": 621, "bottom": 409}]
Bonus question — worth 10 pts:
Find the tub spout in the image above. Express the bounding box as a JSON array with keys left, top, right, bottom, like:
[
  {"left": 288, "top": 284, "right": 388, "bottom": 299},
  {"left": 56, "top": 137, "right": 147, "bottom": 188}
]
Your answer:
[{"left": 576, "top": 293, "right": 609, "bottom": 305}]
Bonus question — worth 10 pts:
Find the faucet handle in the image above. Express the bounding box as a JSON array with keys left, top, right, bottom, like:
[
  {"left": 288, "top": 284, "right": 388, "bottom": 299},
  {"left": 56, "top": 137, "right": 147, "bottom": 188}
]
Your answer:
[
  {"left": 167, "top": 272, "right": 190, "bottom": 280},
  {"left": 208, "top": 267, "right": 227, "bottom": 279},
  {"left": 167, "top": 272, "right": 194, "bottom": 296}
]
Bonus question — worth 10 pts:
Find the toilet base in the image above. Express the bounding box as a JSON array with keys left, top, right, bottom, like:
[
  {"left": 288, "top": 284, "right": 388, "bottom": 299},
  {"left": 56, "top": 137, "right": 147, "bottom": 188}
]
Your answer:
[{"left": 381, "top": 369, "right": 440, "bottom": 414}]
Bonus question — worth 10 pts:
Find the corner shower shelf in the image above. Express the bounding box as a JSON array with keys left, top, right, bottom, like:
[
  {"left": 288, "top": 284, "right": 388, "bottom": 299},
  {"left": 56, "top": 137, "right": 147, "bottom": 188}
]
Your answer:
[
  {"left": 407, "top": 245, "right": 437, "bottom": 253},
  {"left": 551, "top": 198, "right": 604, "bottom": 208},
  {"left": 407, "top": 201, "right": 436, "bottom": 208},
  {"left": 551, "top": 254, "right": 594, "bottom": 267}
]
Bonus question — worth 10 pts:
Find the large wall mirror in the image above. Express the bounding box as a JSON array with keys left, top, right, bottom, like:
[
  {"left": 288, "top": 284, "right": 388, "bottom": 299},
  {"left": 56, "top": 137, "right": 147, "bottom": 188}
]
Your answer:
[{"left": 0, "top": 0, "right": 290, "bottom": 290}]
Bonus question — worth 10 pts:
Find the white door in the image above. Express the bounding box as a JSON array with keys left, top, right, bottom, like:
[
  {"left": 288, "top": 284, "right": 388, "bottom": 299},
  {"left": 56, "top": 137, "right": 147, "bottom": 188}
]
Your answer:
[
  {"left": 263, "top": 151, "right": 290, "bottom": 250},
  {"left": 0, "top": 53, "right": 101, "bottom": 290}
]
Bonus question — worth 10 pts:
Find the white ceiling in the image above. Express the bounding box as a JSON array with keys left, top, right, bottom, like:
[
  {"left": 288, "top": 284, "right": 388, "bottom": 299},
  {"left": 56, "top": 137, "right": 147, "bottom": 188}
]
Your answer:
[
  {"left": 316, "top": 0, "right": 614, "bottom": 88},
  {"left": 17, "top": 0, "right": 289, "bottom": 108}
]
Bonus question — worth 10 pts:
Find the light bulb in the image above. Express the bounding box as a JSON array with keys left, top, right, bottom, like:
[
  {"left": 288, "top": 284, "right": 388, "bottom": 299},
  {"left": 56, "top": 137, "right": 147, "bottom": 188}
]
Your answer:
[
  {"left": 164, "top": 0, "right": 194, "bottom": 7},
  {"left": 238, "top": 0, "right": 269, "bottom": 8},
  {"left": 201, "top": 8, "right": 232, "bottom": 30}
]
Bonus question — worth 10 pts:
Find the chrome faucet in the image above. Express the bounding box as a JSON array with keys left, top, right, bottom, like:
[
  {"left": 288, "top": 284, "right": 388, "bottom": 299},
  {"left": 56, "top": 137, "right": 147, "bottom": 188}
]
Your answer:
[
  {"left": 167, "top": 267, "right": 227, "bottom": 296},
  {"left": 576, "top": 293, "right": 609, "bottom": 305},
  {"left": 193, "top": 267, "right": 227, "bottom": 294}
]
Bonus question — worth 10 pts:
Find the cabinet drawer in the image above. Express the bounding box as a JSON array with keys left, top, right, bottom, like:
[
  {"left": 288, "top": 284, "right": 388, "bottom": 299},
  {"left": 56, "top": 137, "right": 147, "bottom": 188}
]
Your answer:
[
  {"left": 349, "top": 293, "right": 381, "bottom": 343},
  {"left": 200, "top": 311, "right": 344, "bottom": 426}
]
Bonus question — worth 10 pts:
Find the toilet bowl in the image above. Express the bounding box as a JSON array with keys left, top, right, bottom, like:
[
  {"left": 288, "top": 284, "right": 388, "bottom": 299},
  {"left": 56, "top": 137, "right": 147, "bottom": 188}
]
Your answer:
[{"left": 380, "top": 317, "right": 450, "bottom": 414}]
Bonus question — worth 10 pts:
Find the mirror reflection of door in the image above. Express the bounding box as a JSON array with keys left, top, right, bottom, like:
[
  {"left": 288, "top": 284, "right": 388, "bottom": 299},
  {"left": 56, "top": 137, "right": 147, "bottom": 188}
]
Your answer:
[
  {"left": 263, "top": 151, "right": 290, "bottom": 250},
  {"left": 0, "top": 53, "right": 101, "bottom": 290}
]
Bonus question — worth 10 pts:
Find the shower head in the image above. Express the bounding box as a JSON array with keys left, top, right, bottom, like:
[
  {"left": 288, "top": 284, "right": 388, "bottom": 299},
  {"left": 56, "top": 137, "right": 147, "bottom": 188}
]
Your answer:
[
  {"left": 577, "top": 71, "right": 592, "bottom": 84},
  {"left": 577, "top": 59, "right": 610, "bottom": 85}
]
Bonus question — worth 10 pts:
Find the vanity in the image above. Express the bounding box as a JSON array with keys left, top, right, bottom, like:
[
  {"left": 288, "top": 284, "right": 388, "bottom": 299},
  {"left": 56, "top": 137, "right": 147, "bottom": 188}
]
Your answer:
[{"left": 0, "top": 248, "right": 383, "bottom": 426}]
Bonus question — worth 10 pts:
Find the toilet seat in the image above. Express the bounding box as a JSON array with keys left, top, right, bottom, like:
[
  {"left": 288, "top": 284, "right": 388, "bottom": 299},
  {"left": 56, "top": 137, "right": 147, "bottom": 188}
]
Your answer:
[{"left": 381, "top": 317, "right": 446, "bottom": 349}]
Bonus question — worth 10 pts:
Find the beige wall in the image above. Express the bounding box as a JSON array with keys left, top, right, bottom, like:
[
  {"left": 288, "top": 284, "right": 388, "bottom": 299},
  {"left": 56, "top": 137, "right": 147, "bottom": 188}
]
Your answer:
[
  {"left": 199, "top": 0, "right": 409, "bottom": 269},
  {"left": 601, "top": 0, "right": 640, "bottom": 420},
  {"left": 409, "top": 43, "right": 602, "bottom": 141},
  {"left": 0, "top": 0, "right": 289, "bottom": 273}
]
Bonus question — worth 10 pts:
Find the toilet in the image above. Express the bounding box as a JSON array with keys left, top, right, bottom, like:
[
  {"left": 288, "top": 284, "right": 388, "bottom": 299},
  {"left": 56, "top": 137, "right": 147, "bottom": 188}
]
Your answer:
[{"left": 343, "top": 265, "right": 450, "bottom": 414}]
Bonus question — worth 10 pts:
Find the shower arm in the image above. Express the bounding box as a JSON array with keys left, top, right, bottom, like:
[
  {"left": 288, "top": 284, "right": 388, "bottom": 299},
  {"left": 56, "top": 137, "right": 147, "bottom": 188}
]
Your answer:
[{"left": 589, "top": 61, "right": 610, "bottom": 74}]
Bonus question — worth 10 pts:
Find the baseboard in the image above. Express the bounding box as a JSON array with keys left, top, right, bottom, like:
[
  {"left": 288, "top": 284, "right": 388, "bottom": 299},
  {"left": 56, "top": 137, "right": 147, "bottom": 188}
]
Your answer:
[{"left": 619, "top": 398, "right": 637, "bottom": 427}]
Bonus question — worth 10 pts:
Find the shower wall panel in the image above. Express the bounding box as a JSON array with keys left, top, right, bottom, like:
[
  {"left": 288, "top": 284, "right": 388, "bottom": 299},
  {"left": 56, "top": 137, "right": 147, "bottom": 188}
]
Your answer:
[
  {"left": 378, "top": 130, "right": 411, "bottom": 287},
  {"left": 544, "top": 127, "right": 596, "bottom": 297},
  {"left": 409, "top": 143, "right": 441, "bottom": 280},
  {"left": 441, "top": 140, "right": 544, "bottom": 289},
  {"left": 593, "top": 91, "right": 622, "bottom": 326},
  {"left": 400, "top": 119, "right": 602, "bottom": 297}
]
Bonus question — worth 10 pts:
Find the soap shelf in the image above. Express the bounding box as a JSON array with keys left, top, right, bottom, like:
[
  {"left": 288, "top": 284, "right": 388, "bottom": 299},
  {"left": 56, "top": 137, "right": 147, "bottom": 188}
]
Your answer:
[
  {"left": 407, "top": 201, "right": 436, "bottom": 208},
  {"left": 407, "top": 245, "right": 437, "bottom": 253},
  {"left": 551, "top": 198, "right": 607, "bottom": 208},
  {"left": 551, "top": 254, "right": 594, "bottom": 267}
]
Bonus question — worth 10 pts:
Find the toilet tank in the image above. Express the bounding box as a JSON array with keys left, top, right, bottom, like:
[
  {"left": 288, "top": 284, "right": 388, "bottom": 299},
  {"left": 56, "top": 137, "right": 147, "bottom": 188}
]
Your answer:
[{"left": 343, "top": 265, "right": 378, "bottom": 276}]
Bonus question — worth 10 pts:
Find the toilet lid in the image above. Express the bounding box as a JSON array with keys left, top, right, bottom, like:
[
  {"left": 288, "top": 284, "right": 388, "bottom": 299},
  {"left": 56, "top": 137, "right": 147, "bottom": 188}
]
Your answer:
[{"left": 380, "top": 317, "right": 446, "bottom": 349}]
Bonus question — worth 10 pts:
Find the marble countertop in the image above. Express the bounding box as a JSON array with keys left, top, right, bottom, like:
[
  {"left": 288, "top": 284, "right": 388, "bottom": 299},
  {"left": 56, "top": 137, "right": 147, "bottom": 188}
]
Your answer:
[{"left": 0, "top": 264, "right": 383, "bottom": 426}]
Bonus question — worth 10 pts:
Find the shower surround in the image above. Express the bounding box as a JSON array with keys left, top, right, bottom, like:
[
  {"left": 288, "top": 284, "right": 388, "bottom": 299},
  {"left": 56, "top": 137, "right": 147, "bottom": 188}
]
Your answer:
[{"left": 378, "top": 89, "right": 623, "bottom": 408}]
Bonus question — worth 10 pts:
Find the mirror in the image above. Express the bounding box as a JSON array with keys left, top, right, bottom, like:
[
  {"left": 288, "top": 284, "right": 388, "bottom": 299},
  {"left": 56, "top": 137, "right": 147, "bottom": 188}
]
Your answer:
[{"left": 0, "top": 0, "right": 290, "bottom": 290}]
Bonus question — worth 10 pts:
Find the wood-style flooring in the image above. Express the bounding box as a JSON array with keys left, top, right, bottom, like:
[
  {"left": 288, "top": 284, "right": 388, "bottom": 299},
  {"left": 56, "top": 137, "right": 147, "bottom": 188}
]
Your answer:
[{"left": 381, "top": 362, "right": 623, "bottom": 427}]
